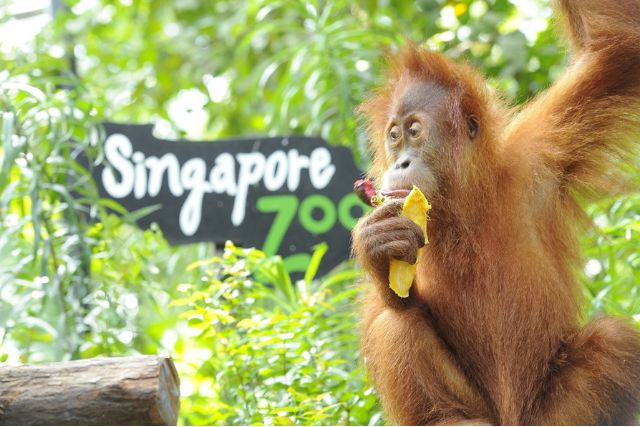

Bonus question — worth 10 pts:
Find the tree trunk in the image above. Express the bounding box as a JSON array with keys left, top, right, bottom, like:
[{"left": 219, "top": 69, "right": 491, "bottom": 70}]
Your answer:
[{"left": 0, "top": 355, "right": 180, "bottom": 425}]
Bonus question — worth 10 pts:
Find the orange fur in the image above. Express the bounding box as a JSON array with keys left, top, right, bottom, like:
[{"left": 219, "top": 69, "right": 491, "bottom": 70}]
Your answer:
[{"left": 353, "top": 1, "right": 640, "bottom": 425}]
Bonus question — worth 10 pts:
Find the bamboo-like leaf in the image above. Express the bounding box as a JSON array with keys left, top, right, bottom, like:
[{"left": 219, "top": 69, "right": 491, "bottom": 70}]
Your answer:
[{"left": 303, "top": 242, "right": 328, "bottom": 285}]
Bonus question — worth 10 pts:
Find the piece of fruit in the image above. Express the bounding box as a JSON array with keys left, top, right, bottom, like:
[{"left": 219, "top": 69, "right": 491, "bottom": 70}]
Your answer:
[
  {"left": 354, "top": 178, "right": 385, "bottom": 207},
  {"left": 388, "top": 186, "right": 430, "bottom": 298}
]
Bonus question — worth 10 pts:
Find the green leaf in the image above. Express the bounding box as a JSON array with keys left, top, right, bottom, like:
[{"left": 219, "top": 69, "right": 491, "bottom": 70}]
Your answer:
[{"left": 304, "top": 242, "right": 328, "bottom": 285}]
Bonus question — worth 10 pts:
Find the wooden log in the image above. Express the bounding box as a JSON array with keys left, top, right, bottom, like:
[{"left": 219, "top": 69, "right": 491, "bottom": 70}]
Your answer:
[{"left": 0, "top": 355, "right": 180, "bottom": 426}]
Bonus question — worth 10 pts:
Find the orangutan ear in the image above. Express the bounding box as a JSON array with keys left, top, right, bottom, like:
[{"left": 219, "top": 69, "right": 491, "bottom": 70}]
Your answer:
[{"left": 467, "top": 115, "right": 479, "bottom": 139}]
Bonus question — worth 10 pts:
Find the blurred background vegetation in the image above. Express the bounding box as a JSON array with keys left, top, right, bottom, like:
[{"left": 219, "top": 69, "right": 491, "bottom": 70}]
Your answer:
[{"left": 0, "top": 0, "right": 638, "bottom": 425}]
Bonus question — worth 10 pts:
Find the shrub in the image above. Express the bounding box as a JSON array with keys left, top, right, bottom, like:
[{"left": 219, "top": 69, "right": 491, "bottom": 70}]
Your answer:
[{"left": 174, "top": 242, "right": 382, "bottom": 426}]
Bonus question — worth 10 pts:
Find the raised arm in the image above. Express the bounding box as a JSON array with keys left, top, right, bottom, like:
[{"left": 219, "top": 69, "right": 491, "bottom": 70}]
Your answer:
[{"left": 504, "top": 0, "right": 640, "bottom": 195}]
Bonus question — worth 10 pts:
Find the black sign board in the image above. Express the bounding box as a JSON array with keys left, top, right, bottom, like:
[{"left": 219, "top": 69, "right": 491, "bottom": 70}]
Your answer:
[{"left": 93, "top": 123, "right": 369, "bottom": 276}]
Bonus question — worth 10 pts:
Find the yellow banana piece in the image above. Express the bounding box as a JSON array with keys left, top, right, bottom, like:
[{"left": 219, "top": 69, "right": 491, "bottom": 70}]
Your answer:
[{"left": 389, "top": 186, "right": 430, "bottom": 298}]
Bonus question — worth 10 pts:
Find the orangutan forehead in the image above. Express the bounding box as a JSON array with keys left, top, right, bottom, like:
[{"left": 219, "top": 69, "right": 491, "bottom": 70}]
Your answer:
[{"left": 392, "top": 80, "right": 448, "bottom": 117}]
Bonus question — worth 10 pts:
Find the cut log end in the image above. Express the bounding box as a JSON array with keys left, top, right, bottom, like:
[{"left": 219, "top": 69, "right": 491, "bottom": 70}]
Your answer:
[{"left": 0, "top": 355, "right": 180, "bottom": 426}]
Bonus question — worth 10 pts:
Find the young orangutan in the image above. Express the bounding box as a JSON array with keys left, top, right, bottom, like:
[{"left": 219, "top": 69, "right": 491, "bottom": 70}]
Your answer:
[{"left": 352, "top": 0, "right": 640, "bottom": 424}]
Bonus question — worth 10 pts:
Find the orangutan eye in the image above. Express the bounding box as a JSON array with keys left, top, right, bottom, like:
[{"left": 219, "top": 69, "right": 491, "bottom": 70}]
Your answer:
[
  {"left": 468, "top": 115, "right": 479, "bottom": 139},
  {"left": 408, "top": 121, "right": 422, "bottom": 138},
  {"left": 389, "top": 125, "right": 401, "bottom": 142}
]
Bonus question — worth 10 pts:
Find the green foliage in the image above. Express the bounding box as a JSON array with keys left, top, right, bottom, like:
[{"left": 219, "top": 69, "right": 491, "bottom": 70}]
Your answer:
[
  {"left": 582, "top": 184, "right": 640, "bottom": 321},
  {"left": 0, "top": 0, "right": 638, "bottom": 426},
  {"left": 0, "top": 69, "right": 103, "bottom": 360},
  {"left": 0, "top": 65, "right": 205, "bottom": 363},
  {"left": 174, "top": 242, "right": 379, "bottom": 425},
  {"left": 37, "top": 0, "right": 565, "bottom": 163}
]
